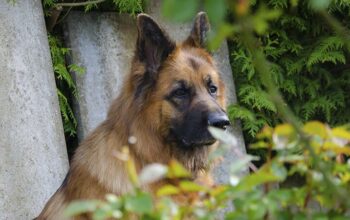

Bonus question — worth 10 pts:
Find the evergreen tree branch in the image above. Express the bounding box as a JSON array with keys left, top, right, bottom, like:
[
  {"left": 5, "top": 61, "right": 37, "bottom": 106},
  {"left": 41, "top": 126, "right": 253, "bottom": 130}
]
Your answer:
[
  {"left": 320, "top": 10, "right": 350, "bottom": 51},
  {"left": 55, "top": 0, "right": 106, "bottom": 7}
]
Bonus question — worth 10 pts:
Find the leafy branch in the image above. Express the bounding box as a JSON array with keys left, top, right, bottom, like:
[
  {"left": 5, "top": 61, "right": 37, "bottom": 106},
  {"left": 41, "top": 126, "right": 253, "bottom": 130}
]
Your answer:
[
  {"left": 235, "top": 3, "right": 350, "bottom": 207},
  {"left": 54, "top": 0, "right": 106, "bottom": 7}
]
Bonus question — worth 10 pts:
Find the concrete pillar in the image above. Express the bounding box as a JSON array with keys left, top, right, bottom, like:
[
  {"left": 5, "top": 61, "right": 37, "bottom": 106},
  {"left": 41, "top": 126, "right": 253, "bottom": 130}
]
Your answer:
[
  {"left": 0, "top": 1, "right": 69, "bottom": 219},
  {"left": 145, "top": 0, "right": 247, "bottom": 183},
  {"left": 64, "top": 12, "right": 138, "bottom": 140}
]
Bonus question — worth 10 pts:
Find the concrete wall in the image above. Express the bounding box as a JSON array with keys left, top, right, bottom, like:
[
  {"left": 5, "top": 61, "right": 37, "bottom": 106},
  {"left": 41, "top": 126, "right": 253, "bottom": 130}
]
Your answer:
[
  {"left": 0, "top": 1, "right": 69, "bottom": 219},
  {"left": 64, "top": 13, "right": 137, "bottom": 140}
]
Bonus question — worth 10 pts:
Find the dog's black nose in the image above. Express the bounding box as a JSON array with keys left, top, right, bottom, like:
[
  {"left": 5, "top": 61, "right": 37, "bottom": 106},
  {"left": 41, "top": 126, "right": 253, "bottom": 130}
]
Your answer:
[{"left": 207, "top": 112, "right": 230, "bottom": 129}]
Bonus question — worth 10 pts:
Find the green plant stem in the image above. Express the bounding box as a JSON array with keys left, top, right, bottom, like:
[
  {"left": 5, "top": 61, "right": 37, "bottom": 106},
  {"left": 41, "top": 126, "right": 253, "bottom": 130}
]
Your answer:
[
  {"left": 238, "top": 17, "right": 350, "bottom": 207},
  {"left": 55, "top": 0, "right": 106, "bottom": 7},
  {"left": 320, "top": 10, "right": 350, "bottom": 51}
]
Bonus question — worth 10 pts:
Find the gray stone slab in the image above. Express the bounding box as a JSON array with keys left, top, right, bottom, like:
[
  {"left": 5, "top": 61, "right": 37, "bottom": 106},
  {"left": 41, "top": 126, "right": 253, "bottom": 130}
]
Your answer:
[
  {"left": 145, "top": 0, "right": 247, "bottom": 184},
  {"left": 64, "top": 12, "right": 138, "bottom": 140},
  {"left": 0, "top": 1, "right": 69, "bottom": 219}
]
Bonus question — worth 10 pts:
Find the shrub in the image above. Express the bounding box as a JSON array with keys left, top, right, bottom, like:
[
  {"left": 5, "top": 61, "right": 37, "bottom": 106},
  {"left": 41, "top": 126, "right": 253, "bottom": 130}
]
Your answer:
[
  {"left": 228, "top": 0, "right": 350, "bottom": 144},
  {"left": 65, "top": 123, "right": 350, "bottom": 219}
]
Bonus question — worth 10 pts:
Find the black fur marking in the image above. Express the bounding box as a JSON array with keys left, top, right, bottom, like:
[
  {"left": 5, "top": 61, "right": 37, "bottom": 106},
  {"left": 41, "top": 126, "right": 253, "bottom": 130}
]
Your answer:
[
  {"left": 198, "top": 13, "right": 209, "bottom": 46},
  {"left": 135, "top": 15, "right": 175, "bottom": 99},
  {"left": 167, "top": 103, "right": 215, "bottom": 149},
  {"left": 188, "top": 57, "right": 199, "bottom": 70},
  {"left": 165, "top": 80, "right": 193, "bottom": 111},
  {"left": 134, "top": 71, "right": 156, "bottom": 99},
  {"left": 136, "top": 14, "right": 175, "bottom": 69}
]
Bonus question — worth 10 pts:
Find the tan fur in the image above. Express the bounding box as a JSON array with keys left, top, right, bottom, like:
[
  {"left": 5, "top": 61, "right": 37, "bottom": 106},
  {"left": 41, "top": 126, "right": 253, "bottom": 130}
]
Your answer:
[{"left": 37, "top": 13, "right": 226, "bottom": 220}]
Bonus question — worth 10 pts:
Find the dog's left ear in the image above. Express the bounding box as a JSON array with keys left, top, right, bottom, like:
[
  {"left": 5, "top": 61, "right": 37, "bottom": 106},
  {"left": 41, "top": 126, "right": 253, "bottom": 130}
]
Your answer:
[
  {"left": 134, "top": 14, "right": 175, "bottom": 99},
  {"left": 184, "top": 12, "right": 210, "bottom": 48},
  {"left": 136, "top": 14, "right": 175, "bottom": 74}
]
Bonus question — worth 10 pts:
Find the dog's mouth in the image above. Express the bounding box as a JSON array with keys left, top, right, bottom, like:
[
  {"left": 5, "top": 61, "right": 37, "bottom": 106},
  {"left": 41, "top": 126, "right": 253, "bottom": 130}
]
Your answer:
[
  {"left": 180, "top": 138, "right": 216, "bottom": 148},
  {"left": 167, "top": 126, "right": 218, "bottom": 149}
]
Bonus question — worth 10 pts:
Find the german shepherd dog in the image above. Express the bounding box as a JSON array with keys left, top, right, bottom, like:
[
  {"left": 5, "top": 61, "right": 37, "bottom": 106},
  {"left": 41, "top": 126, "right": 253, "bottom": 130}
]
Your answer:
[{"left": 37, "top": 12, "right": 229, "bottom": 219}]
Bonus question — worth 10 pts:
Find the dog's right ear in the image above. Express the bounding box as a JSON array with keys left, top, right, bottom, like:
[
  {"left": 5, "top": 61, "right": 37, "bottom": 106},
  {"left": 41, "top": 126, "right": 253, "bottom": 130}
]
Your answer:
[
  {"left": 184, "top": 12, "right": 210, "bottom": 48},
  {"left": 136, "top": 14, "right": 175, "bottom": 75}
]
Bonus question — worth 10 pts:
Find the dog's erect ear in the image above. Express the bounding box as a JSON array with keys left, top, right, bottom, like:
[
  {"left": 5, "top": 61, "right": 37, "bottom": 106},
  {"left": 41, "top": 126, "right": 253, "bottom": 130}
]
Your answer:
[
  {"left": 136, "top": 14, "right": 175, "bottom": 74},
  {"left": 184, "top": 12, "right": 210, "bottom": 48}
]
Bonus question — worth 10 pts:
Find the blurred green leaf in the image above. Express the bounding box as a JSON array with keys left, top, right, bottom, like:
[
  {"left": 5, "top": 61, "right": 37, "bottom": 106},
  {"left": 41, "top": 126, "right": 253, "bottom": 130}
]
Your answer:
[
  {"left": 161, "top": 0, "right": 199, "bottom": 22},
  {"left": 309, "top": 0, "right": 331, "bottom": 11},
  {"left": 208, "top": 23, "right": 236, "bottom": 50},
  {"left": 303, "top": 121, "right": 328, "bottom": 139},
  {"left": 167, "top": 160, "right": 191, "bottom": 178},
  {"left": 274, "top": 124, "right": 295, "bottom": 137},
  {"left": 236, "top": 166, "right": 282, "bottom": 191},
  {"left": 64, "top": 200, "right": 101, "bottom": 217},
  {"left": 253, "top": 6, "right": 281, "bottom": 34},
  {"left": 179, "top": 181, "right": 206, "bottom": 192},
  {"left": 204, "top": 0, "right": 226, "bottom": 26},
  {"left": 125, "top": 192, "right": 153, "bottom": 214},
  {"left": 105, "top": 194, "right": 122, "bottom": 209},
  {"left": 270, "top": 161, "right": 288, "bottom": 180},
  {"left": 332, "top": 127, "right": 350, "bottom": 140},
  {"left": 127, "top": 157, "right": 139, "bottom": 186},
  {"left": 157, "top": 185, "right": 180, "bottom": 196}
]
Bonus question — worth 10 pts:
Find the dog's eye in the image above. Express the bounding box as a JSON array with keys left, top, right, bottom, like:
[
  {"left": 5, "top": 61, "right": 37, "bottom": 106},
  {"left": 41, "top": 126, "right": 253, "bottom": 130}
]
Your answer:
[
  {"left": 209, "top": 85, "right": 217, "bottom": 94},
  {"left": 173, "top": 88, "right": 188, "bottom": 98}
]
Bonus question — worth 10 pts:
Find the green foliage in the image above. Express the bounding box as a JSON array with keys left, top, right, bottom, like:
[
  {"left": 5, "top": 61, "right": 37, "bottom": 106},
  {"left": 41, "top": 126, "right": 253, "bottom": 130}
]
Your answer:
[
  {"left": 65, "top": 123, "right": 350, "bottom": 219},
  {"left": 112, "top": 0, "right": 142, "bottom": 15},
  {"left": 162, "top": 0, "right": 200, "bottom": 22},
  {"left": 48, "top": 35, "right": 84, "bottom": 136},
  {"left": 229, "top": 0, "right": 350, "bottom": 143},
  {"left": 42, "top": 0, "right": 142, "bottom": 15},
  {"left": 42, "top": 0, "right": 55, "bottom": 7}
]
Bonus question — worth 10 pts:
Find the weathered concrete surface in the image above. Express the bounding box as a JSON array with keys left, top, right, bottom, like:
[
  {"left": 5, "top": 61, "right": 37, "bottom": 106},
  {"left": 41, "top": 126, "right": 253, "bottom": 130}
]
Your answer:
[
  {"left": 146, "top": 0, "right": 247, "bottom": 184},
  {"left": 64, "top": 12, "right": 137, "bottom": 140},
  {"left": 0, "top": 1, "right": 69, "bottom": 219}
]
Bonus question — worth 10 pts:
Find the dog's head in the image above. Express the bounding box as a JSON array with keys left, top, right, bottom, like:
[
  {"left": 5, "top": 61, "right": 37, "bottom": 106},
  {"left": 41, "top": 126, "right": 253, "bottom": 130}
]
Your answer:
[{"left": 131, "top": 12, "right": 229, "bottom": 151}]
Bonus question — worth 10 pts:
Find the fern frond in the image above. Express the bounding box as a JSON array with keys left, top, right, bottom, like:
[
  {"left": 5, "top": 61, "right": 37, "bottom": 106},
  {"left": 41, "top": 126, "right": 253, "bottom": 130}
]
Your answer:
[
  {"left": 57, "top": 89, "right": 77, "bottom": 136},
  {"left": 243, "top": 117, "right": 267, "bottom": 138},
  {"left": 283, "top": 58, "right": 304, "bottom": 76},
  {"left": 318, "top": 36, "right": 344, "bottom": 52},
  {"left": 280, "top": 15, "right": 307, "bottom": 31},
  {"left": 228, "top": 105, "right": 256, "bottom": 122},
  {"left": 307, "top": 51, "right": 346, "bottom": 69},
  {"left": 113, "top": 0, "right": 143, "bottom": 15},
  {"left": 267, "top": 0, "right": 288, "bottom": 9},
  {"left": 49, "top": 34, "right": 84, "bottom": 136},
  {"left": 239, "top": 85, "right": 277, "bottom": 112},
  {"left": 233, "top": 49, "right": 255, "bottom": 80},
  {"left": 280, "top": 79, "right": 297, "bottom": 96}
]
